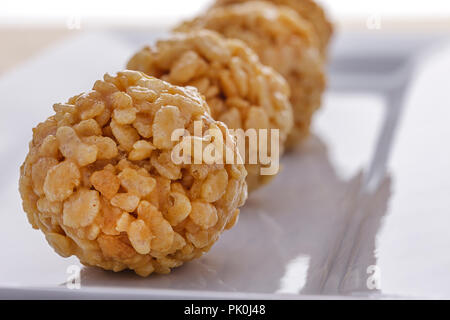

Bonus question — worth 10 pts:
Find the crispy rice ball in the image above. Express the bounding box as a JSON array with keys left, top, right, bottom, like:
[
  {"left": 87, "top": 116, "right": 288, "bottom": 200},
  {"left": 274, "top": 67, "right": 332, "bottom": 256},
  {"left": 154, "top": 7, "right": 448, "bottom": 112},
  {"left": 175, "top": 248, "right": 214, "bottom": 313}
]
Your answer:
[
  {"left": 127, "top": 30, "right": 293, "bottom": 191},
  {"left": 212, "top": 0, "right": 333, "bottom": 56},
  {"left": 19, "top": 71, "right": 247, "bottom": 276},
  {"left": 176, "top": 1, "right": 326, "bottom": 147}
]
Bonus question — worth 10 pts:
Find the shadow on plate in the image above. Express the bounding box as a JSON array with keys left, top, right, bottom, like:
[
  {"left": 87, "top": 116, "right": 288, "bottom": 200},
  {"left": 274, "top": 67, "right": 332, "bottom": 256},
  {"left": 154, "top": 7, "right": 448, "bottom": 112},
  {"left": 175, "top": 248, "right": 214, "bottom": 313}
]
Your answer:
[{"left": 79, "top": 134, "right": 391, "bottom": 296}]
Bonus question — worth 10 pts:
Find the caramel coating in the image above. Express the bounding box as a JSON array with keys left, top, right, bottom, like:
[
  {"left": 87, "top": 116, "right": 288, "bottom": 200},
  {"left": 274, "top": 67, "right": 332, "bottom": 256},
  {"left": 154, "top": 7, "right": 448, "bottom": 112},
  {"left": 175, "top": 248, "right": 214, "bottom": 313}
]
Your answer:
[
  {"left": 213, "top": 0, "right": 333, "bottom": 56},
  {"left": 127, "top": 30, "right": 293, "bottom": 190},
  {"left": 176, "top": 1, "right": 326, "bottom": 147},
  {"left": 19, "top": 71, "right": 247, "bottom": 276}
]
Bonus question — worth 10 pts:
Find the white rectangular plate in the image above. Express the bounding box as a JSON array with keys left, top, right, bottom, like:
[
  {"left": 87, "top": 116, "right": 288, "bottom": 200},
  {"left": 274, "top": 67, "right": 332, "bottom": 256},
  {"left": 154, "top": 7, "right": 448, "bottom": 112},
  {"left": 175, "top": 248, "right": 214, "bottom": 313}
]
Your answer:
[{"left": 0, "top": 30, "right": 449, "bottom": 299}]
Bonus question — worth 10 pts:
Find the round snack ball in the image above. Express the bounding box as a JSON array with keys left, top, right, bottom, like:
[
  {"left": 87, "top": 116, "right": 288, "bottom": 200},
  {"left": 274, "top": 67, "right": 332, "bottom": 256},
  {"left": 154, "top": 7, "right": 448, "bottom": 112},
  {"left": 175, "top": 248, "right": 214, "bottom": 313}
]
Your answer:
[
  {"left": 19, "top": 70, "right": 248, "bottom": 276},
  {"left": 127, "top": 30, "right": 293, "bottom": 191},
  {"left": 212, "top": 0, "right": 333, "bottom": 57},
  {"left": 176, "top": 1, "right": 325, "bottom": 147}
]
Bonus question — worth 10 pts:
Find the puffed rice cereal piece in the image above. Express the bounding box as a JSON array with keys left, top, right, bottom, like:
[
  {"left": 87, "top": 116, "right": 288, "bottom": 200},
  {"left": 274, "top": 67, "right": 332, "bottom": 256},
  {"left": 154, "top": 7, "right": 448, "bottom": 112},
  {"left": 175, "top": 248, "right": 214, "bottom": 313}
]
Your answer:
[
  {"left": 176, "top": 1, "right": 325, "bottom": 147},
  {"left": 212, "top": 0, "right": 333, "bottom": 56},
  {"left": 127, "top": 30, "right": 293, "bottom": 191},
  {"left": 19, "top": 70, "right": 247, "bottom": 277}
]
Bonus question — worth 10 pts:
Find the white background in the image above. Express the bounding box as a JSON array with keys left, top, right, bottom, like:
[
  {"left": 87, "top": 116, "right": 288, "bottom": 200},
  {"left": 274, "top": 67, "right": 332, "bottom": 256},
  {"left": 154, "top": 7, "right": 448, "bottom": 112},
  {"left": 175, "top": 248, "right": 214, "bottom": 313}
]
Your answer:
[{"left": 1, "top": 0, "right": 450, "bottom": 28}]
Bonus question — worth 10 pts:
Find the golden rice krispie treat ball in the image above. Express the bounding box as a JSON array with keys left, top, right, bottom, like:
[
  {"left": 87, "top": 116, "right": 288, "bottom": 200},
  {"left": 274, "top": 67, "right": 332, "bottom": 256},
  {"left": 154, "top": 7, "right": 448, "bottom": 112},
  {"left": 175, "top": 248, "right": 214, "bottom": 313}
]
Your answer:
[
  {"left": 19, "top": 70, "right": 247, "bottom": 276},
  {"left": 127, "top": 30, "right": 293, "bottom": 191},
  {"left": 176, "top": 1, "right": 325, "bottom": 147},
  {"left": 212, "top": 0, "right": 333, "bottom": 57}
]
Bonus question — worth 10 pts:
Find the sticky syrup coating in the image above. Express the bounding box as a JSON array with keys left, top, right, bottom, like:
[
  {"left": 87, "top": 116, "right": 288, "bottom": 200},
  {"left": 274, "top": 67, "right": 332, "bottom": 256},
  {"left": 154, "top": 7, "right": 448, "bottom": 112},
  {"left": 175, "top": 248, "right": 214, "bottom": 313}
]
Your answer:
[
  {"left": 176, "top": 1, "right": 325, "bottom": 147},
  {"left": 212, "top": 0, "right": 333, "bottom": 56},
  {"left": 127, "top": 30, "right": 293, "bottom": 190},
  {"left": 19, "top": 70, "right": 247, "bottom": 276}
]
